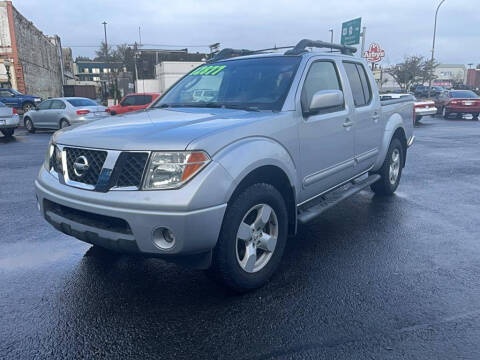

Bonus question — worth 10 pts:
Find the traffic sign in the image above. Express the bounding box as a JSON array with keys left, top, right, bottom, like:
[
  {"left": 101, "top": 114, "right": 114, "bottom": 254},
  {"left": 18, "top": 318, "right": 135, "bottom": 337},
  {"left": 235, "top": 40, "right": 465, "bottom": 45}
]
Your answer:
[
  {"left": 341, "top": 18, "right": 362, "bottom": 45},
  {"left": 363, "top": 43, "right": 385, "bottom": 63}
]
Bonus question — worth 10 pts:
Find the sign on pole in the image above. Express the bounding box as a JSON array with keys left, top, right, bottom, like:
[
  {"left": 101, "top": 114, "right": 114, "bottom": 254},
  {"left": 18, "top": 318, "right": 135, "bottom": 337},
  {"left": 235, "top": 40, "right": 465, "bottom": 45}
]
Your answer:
[
  {"left": 363, "top": 43, "right": 385, "bottom": 63},
  {"left": 341, "top": 17, "right": 362, "bottom": 45}
]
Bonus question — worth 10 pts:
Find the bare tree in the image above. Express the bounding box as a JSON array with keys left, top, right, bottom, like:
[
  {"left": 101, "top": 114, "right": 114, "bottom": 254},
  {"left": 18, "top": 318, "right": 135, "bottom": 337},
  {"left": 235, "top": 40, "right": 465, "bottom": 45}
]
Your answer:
[{"left": 386, "top": 56, "right": 438, "bottom": 91}]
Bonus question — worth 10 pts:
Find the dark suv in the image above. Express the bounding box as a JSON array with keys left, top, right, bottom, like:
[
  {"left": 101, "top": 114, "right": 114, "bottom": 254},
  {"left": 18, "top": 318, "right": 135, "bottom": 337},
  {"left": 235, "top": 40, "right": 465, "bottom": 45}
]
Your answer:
[{"left": 0, "top": 88, "right": 42, "bottom": 112}]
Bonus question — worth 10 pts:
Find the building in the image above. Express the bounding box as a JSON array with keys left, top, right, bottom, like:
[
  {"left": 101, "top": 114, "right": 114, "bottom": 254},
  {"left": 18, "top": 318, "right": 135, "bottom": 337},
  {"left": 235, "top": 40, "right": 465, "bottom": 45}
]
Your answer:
[
  {"left": 466, "top": 68, "right": 480, "bottom": 90},
  {"left": 433, "top": 64, "right": 466, "bottom": 88},
  {"left": 372, "top": 68, "right": 400, "bottom": 92},
  {"left": 74, "top": 60, "right": 123, "bottom": 82},
  {"left": 0, "top": 1, "right": 64, "bottom": 98}
]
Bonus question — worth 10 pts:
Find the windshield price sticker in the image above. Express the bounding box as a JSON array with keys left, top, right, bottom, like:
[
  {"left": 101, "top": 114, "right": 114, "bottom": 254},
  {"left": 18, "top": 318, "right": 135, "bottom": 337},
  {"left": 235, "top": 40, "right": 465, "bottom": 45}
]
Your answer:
[{"left": 191, "top": 65, "right": 226, "bottom": 76}]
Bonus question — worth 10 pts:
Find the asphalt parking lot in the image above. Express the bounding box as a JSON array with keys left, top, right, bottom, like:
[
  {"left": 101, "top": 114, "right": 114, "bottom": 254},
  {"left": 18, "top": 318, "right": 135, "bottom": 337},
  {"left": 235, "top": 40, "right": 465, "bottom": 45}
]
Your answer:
[{"left": 1, "top": 116, "right": 480, "bottom": 359}]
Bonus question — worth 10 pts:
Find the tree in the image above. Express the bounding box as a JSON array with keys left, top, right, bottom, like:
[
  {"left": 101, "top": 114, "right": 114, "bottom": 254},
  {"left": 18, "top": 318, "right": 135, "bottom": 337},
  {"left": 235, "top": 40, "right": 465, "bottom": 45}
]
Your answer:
[
  {"left": 386, "top": 56, "right": 438, "bottom": 91},
  {"left": 75, "top": 56, "right": 91, "bottom": 62},
  {"left": 113, "top": 44, "right": 135, "bottom": 73},
  {"left": 94, "top": 41, "right": 114, "bottom": 61}
]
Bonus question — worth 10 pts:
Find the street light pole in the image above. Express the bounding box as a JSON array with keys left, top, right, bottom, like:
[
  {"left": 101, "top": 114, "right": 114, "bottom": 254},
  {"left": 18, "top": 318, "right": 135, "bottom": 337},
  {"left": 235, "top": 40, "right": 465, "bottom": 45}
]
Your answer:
[
  {"left": 329, "top": 29, "right": 333, "bottom": 52},
  {"left": 428, "top": 0, "right": 446, "bottom": 98}
]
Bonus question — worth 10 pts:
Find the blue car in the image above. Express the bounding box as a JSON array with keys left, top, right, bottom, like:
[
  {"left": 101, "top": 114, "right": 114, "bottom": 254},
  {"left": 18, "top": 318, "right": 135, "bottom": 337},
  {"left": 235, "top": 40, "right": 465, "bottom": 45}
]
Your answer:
[{"left": 0, "top": 88, "right": 42, "bottom": 112}]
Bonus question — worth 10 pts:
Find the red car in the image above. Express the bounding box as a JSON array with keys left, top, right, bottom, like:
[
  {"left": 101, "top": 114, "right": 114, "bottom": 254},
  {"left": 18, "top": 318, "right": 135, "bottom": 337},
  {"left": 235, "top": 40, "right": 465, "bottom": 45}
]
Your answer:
[
  {"left": 434, "top": 90, "right": 480, "bottom": 119},
  {"left": 106, "top": 93, "right": 160, "bottom": 115}
]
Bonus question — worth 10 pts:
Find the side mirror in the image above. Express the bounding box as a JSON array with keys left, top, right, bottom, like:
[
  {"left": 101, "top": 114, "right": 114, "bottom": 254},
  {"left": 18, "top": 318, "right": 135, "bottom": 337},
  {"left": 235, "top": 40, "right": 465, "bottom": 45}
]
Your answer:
[{"left": 308, "top": 90, "right": 344, "bottom": 114}]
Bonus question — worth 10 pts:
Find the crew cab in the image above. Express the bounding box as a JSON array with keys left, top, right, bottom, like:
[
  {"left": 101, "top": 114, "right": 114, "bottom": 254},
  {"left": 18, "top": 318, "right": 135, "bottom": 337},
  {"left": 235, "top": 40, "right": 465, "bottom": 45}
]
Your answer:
[
  {"left": 106, "top": 93, "right": 160, "bottom": 115},
  {"left": 0, "top": 88, "right": 42, "bottom": 112},
  {"left": 434, "top": 90, "right": 480, "bottom": 119},
  {"left": 35, "top": 40, "right": 414, "bottom": 292}
]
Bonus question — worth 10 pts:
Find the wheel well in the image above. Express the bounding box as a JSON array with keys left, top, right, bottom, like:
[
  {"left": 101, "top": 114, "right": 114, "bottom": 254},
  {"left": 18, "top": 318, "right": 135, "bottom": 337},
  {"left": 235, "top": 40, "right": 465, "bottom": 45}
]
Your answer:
[
  {"left": 392, "top": 127, "right": 407, "bottom": 167},
  {"left": 229, "top": 165, "right": 297, "bottom": 236}
]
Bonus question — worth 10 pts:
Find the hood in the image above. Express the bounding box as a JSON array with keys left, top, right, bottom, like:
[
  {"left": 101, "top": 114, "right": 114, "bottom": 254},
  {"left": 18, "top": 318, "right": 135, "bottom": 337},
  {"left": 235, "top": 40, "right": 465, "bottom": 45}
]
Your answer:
[{"left": 53, "top": 107, "right": 276, "bottom": 151}]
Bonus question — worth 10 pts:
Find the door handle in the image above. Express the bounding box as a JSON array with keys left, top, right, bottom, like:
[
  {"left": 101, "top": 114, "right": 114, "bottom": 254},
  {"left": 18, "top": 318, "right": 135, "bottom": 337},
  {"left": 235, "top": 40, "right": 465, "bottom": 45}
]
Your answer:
[{"left": 343, "top": 119, "right": 354, "bottom": 128}]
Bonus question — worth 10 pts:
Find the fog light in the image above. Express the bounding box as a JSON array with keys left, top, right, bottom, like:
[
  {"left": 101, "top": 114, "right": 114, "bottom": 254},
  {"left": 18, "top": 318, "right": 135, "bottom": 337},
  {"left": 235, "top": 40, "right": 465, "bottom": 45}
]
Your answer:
[{"left": 152, "top": 227, "right": 176, "bottom": 250}]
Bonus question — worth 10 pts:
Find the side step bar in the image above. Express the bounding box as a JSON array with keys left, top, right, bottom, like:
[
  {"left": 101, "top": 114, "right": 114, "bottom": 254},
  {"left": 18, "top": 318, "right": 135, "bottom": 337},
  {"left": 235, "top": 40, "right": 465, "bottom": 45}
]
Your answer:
[{"left": 297, "top": 174, "right": 381, "bottom": 224}]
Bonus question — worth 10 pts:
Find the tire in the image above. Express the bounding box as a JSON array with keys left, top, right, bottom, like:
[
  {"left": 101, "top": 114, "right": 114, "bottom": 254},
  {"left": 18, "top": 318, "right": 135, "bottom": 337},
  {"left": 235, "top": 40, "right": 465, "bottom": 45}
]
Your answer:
[
  {"left": 370, "top": 137, "right": 404, "bottom": 196},
  {"left": 22, "top": 102, "right": 35, "bottom": 113},
  {"left": 1, "top": 128, "right": 14, "bottom": 137},
  {"left": 415, "top": 115, "right": 422, "bottom": 124},
  {"left": 207, "top": 183, "right": 288, "bottom": 293},
  {"left": 442, "top": 107, "right": 450, "bottom": 119},
  {"left": 24, "top": 117, "right": 35, "bottom": 133},
  {"left": 59, "top": 119, "right": 70, "bottom": 129},
  {"left": 472, "top": 112, "right": 479, "bottom": 120}
]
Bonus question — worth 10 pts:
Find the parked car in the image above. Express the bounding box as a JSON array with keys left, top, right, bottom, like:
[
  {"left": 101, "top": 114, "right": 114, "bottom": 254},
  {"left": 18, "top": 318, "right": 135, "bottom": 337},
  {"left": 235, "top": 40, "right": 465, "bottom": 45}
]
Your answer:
[
  {"left": 23, "top": 97, "right": 107, "bottom": 133},
  {"left": 411, "top": 85, "right": 443, "bottom": 98},
  {"left": 0, "top": 101, "right": 20, "bottom": 137},
  {"left": 106, "top": 93, "right": 160, "bottom": 115},
  {"left": 434, "top": 90, "right": 480, "bottom": 119},
  {"left": 380, "top": 93, "right": 436, "bottom": 124},
  {"left": 35, "top": 40, "right": 414, "bottom": 292},
  {"left": 0, "top": 88, "right": 42, "bottom": 112}
]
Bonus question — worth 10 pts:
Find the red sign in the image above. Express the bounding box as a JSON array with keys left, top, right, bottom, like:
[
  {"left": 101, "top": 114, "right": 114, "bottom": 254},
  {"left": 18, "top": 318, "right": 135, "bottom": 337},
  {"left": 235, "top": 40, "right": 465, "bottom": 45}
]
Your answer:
[{"left": 363, "top": 43, "right": 385, "bottom": 63}]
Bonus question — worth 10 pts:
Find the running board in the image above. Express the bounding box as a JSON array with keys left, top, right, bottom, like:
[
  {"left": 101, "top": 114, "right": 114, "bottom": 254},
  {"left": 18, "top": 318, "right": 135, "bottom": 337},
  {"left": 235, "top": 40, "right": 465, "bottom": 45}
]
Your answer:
[{"left": 297, "top": 174, "right": 381, "bottom": 224}]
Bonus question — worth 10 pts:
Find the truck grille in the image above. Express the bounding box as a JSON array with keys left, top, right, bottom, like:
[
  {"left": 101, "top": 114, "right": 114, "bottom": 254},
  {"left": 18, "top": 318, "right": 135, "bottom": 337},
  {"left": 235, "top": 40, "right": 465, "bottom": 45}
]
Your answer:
[
  {"left": 65, "top": 147, "right": 108, "bottom": 185},
  {"left": 113, "top": 152, "right": 149, "bottom": 188}
]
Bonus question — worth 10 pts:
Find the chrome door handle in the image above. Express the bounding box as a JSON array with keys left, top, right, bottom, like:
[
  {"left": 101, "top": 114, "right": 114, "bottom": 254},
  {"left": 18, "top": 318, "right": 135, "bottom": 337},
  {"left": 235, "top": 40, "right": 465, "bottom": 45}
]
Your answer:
[{"left": 343, "top": 119, "right": 354, "bottom": 128}]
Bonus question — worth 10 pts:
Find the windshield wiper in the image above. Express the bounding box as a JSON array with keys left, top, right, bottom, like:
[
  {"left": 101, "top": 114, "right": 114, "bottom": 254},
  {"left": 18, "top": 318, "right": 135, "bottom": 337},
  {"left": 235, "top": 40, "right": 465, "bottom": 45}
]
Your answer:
[{"left": 221, "top": 104, "right": 260, "bottom": 112}]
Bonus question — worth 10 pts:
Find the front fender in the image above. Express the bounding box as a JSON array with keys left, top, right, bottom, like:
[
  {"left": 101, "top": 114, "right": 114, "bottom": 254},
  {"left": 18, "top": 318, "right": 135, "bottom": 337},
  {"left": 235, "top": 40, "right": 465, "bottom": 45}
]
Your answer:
[{"left": 212, "top": 137, "right": 298, "bottom": 201}]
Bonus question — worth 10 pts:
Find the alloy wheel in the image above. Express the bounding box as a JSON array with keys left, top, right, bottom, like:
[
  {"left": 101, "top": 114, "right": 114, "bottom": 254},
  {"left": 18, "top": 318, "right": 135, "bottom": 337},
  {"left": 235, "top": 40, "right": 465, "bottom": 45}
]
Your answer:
[
  {"left": 235, "top": 203, "right": 278, "bottom": 273},
  {"left": 389, "top": 148, "right": 401, "bottom": 185}
]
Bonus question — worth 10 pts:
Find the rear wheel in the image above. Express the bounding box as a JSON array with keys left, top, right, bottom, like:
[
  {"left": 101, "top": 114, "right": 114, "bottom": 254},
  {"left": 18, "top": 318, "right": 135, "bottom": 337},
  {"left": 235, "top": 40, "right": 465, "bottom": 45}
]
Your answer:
[
  {"left": 59, "top": 119, "right": 70, "bottom": 129},
  {"left": 1, "top": 128, "right": 14, "bottom": 137},
  {"left": 442, "top": 107, "right": 450, "bottom": 119},
  {"left": 207, "top": 183, "right": 288, "bottom": 293},
  {"left": 24, "top": 117, "right": 35, "bottom": 133},
  {"left": 371, "top": 138, "right": 404, "bottom": 196}
]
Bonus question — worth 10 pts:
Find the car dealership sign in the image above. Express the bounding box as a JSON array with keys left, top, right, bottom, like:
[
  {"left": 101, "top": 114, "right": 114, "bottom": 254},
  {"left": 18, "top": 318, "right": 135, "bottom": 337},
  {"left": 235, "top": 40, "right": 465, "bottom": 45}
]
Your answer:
[{"left": 363, "top": 43, "right": 385, "bottom": 63}]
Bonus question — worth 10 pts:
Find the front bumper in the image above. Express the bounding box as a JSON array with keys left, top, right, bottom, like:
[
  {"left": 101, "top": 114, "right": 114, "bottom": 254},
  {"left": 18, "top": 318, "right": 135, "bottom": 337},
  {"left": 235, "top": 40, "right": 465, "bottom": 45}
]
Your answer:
[{"left": 35, "top": 163, "right": 231, "bottom": 260}]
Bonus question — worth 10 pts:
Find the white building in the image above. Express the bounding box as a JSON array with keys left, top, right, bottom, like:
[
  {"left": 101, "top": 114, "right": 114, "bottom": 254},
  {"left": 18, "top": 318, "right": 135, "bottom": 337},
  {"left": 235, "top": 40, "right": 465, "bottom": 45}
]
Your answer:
[{"left": 434, "top": 64, "right": 466, "bottom": 87}]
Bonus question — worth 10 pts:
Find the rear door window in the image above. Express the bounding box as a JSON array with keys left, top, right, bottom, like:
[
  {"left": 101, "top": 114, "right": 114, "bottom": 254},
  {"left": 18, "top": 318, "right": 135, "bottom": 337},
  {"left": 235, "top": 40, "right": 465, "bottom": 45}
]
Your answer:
[
  {"left": 343, "top": 62, "right": 368, "bottom": 107},
  {"left": 50, "top": 100, "right": 66, "bottom": 109}
]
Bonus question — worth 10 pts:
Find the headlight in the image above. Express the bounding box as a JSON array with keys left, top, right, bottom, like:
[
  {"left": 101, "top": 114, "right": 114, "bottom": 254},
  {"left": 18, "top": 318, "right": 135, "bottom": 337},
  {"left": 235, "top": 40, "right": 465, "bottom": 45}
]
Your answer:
[
  {"left": 34, "top": 98, "right": 41, "bottom": 102},
  {"left": 43, "top": 139, "right": 54, "bottom": 171},
  {"left": 142, "top": 151, "right": 210, "bottom": 190}
]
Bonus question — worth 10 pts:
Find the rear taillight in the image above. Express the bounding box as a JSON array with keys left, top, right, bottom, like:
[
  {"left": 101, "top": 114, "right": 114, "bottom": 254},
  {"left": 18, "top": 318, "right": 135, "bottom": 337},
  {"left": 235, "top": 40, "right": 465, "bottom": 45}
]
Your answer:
[
  {"left": 76, "top": 109, "right": 90, "bottom": 115},
  {"left": 105, "top": 108, "right": 111, "bottom": 112},
  {"left": 450, "top": 100, "right": 460, "bottom": 105},
  {"left": 12, "top": 108, "right": 17, "bottom": 114}
]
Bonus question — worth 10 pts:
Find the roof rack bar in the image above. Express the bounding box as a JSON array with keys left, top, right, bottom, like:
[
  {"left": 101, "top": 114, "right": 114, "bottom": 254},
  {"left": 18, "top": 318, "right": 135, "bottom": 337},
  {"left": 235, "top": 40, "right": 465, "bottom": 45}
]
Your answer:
[
  {"left": 285, "top": 39, "right": 357, "bottom": 55},
  {"left": 208, "top": 45, "right": 295, "bottom": 62}
]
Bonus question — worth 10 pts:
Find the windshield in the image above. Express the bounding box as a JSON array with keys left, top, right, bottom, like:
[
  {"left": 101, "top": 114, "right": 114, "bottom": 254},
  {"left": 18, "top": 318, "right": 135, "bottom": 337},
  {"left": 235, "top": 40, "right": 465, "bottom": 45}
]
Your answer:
[
  {"left": 10, "top": 89, "right": 22, "bottom": 95},
  {"left": 450, "top": 90, "right": 479, "bottom": 99},
  {"left": 154, "top": 56, "right": 301, "bottom": 111},
  {"left": 67, "top": 98, "right": 98, "bottom": 107}
]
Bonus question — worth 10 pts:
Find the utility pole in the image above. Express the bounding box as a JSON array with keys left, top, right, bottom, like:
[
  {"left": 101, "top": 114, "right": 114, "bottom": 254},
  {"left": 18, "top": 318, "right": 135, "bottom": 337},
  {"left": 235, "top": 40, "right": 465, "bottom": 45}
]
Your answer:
[
  {"left": 102, "top": 21, "right": 109, "bottom": 102},
  {"left": 360, "top": 26, "right": 366, "bottom": 58},
  {"left": 428, "top": 0, "right": 446, "bottom": 98}
]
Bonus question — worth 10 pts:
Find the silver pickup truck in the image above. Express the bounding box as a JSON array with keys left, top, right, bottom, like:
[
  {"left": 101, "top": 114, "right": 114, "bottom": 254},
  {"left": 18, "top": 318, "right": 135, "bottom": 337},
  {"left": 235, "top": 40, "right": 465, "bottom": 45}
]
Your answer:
[{"left": 35, "top": 40, "right": 414, "bottom": 292}]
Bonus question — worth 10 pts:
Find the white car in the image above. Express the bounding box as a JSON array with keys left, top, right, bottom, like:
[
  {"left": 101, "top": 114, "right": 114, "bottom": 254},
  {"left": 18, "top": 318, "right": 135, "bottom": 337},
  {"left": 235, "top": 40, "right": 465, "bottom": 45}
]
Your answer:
[
  {"left": 380, "top": 93, "right": 436, "bottom": 123},
  {"left": 0, "top": 101, "right": 20, "bottom": 137}
]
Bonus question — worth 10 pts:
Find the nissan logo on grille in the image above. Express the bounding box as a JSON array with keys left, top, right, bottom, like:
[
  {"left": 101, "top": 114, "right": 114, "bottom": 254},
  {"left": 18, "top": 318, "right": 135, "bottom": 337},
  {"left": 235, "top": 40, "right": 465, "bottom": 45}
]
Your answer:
[{"left": 73, "top": 155, "right": 90, "bottom": 177}]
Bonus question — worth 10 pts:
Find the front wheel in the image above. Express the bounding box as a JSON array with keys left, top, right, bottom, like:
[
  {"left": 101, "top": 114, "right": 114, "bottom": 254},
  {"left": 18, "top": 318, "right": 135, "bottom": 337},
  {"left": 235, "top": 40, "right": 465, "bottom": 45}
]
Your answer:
[
  {"left": 22, "top": 102, "right": 35, "bottom": 113},
  {"left": 24, "top": 117, "right": 35, "bottom": 133},
  {"left": 370, "top": 138, "right": 404, "bottom": 196},
  {"left": 207, "top": 183, "right": 288, "bottom": 293},
  {"left": 1, "top": 128, "right": 14, "bottom": 137}
]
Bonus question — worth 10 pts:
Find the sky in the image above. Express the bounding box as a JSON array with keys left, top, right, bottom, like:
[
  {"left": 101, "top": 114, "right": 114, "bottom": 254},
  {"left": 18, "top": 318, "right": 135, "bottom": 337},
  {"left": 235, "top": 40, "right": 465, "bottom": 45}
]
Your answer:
[{"left": 12, "top": 0, "right": 480, "bottom": 66}]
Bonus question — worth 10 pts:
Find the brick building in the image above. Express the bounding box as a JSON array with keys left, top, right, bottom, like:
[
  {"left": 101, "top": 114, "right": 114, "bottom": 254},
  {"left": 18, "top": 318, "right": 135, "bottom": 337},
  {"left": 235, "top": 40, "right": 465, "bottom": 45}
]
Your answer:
[{"left": 0, "top": 1, "right": 63, "bottom": 98}]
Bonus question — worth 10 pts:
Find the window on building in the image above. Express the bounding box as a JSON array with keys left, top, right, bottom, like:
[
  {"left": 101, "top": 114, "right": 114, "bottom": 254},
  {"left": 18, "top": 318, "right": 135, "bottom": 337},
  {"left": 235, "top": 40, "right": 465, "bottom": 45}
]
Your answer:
[
  {"left": 92, "top": 68, "right": 100, "bottom": 74},
  {"left": 83, "top": 68, "right": 89, "bottom": 73},
  {"left": 93, "top": 76, "right": 100, "bottom": 81},
  {"left": 103, "top": 68, "right": 110, "bottom": 73}
]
